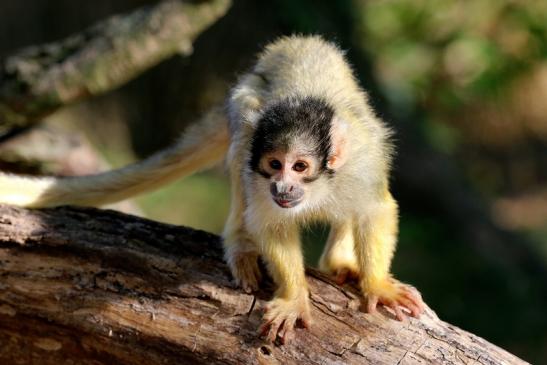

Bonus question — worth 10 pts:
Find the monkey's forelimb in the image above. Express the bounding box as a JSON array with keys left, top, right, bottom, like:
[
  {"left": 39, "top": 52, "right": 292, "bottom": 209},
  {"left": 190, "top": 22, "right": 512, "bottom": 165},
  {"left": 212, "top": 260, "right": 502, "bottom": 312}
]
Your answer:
[{"left": 257, "top": 225, "right": 311, "bottom": 344}]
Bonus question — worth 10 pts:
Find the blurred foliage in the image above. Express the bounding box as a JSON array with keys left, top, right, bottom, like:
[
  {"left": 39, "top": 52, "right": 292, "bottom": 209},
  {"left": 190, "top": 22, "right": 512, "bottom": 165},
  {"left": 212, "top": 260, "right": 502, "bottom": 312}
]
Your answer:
[{"left": 358, "top": 0, "right": 547, "bottom": 115}]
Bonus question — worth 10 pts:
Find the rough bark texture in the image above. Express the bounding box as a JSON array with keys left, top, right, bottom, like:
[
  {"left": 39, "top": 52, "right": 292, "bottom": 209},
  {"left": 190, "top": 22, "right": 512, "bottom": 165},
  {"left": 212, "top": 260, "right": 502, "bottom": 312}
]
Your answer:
[
  {"left": 0, "top": 205, "right": 527, "bottom": 365},
  {"left": 0, "top": 0, "right": 231, "bottom": 133}
]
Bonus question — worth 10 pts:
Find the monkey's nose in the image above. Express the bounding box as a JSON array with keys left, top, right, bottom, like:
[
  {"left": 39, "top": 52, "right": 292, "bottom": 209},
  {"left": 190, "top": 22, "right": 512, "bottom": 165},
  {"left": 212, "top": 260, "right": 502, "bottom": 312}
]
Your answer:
[{"left": 270, "top": 182, "right": 294, "bottom": 196}]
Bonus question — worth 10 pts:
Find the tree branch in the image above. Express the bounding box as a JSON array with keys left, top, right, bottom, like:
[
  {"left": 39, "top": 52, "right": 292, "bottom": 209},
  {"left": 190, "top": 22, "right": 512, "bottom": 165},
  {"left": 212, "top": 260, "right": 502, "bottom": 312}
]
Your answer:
[
  {"left": 0, "top": 0, "right": 231, "bottom": 133},
  {"left": 0, "top": 205, "right": 527, "bottom": 364}
]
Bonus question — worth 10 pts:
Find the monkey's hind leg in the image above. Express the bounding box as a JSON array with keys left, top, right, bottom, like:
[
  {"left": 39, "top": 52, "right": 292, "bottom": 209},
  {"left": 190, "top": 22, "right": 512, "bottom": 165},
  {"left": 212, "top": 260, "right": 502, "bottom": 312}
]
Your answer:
[
  {"left": 222, "top": 166, "right": 262, "bottom": 293},
  {"left": 319, "top": 221, "right": 360, "bottom": 284},
  {"left": 354, "top": 194, "right": 424, "bottom": 320}
]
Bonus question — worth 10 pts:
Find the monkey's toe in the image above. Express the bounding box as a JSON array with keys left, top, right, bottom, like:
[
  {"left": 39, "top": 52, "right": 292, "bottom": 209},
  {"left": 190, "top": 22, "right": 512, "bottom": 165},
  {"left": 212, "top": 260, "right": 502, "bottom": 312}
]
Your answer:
[{"left": 362, "top": 279, "right": 425, "bottom": 320}]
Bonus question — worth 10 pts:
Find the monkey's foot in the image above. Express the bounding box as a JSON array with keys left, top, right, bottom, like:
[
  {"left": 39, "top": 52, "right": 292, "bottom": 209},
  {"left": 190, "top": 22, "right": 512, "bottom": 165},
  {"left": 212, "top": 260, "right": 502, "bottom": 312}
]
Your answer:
[
  {"left": 362, "top": 278, "right": 424, "bottom": 321},
  {"left": 259, "top": 294, "right": 312, "bottom": 344},
  {"left": 319, "top": 246, "right": 360, "bottom": 285},
  {"left": 228, "top": 251, "right": 262, "bottom": 293},
  {"left": 319, "top": 258, "right": 360, "bottom": 285},
  {"left": 330, "top": 267, "right": 360, "bottom": 285}
]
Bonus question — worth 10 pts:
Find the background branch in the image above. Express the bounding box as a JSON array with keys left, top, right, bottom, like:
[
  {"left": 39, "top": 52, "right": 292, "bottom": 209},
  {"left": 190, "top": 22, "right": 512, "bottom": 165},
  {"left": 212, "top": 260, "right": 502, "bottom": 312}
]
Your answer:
[{"left": 0, "top": 0, "right": 231, "bottom": 134}]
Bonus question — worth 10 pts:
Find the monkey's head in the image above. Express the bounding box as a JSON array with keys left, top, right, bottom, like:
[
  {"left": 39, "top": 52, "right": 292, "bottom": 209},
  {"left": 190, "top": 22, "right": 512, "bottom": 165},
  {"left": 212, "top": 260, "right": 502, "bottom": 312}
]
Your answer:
[{"left": 249, "top": 97, "right": 348, "bottom": 212}]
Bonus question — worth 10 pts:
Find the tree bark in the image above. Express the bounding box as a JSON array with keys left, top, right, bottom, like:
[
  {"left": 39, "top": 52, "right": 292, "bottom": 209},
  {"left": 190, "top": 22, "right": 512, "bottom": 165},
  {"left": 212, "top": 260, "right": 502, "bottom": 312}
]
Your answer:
[
  {"left": 0, "top": 0, "right": 231, "bottom": 133},
  {"left": 0, "top": 205, "right": 527, "bottom": 364}
]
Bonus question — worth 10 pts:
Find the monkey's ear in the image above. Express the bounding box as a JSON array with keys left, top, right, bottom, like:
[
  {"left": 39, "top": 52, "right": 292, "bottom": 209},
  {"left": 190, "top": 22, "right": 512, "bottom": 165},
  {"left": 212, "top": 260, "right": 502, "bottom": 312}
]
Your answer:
[
  {"left": 327, "top": 117, "right": 350, "bottom": 170},
  {"left": 240, "top": 109, "right": 261, "bottom": 132}
]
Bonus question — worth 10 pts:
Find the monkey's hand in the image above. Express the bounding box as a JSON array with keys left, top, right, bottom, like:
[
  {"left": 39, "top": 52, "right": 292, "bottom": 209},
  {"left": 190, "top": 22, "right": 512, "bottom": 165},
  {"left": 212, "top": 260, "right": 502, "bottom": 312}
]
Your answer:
[
  {"left": 259, "top": 292, "right": 312, "bottom": 344},
  {"left": 227, "top": 250, "right": 262, "bottom": 293},
  {"left": 362, "top": 278, "right": 424, "bottom": 321}
]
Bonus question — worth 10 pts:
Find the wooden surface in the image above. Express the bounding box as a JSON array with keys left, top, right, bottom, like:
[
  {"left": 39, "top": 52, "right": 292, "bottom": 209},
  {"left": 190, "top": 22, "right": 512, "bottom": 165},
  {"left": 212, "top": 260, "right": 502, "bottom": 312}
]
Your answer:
[{"left": 0, "top": 205, "right": 528, "bottom": 364}]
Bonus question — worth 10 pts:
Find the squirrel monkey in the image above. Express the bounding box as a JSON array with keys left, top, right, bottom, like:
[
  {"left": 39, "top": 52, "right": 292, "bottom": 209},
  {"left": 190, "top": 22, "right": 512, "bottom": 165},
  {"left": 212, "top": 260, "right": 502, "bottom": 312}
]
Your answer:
[{"left": 0, "top": 35, "right": 424, "bottom": 343}]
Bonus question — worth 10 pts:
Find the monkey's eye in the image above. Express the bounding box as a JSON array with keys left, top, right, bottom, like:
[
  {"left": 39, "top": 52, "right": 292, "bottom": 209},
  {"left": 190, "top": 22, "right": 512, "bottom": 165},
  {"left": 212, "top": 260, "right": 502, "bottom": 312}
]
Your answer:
[
  {"left": 269, "top": 159, "right": 282, "bottom": 170},
  {"left": 293, "top": 161, "right": 308, "bottom": 172}
]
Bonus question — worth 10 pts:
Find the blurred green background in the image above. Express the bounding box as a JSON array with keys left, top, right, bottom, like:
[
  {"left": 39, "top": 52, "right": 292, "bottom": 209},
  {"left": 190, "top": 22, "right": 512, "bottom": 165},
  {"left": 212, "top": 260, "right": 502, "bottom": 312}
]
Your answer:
[{"left": 1, "top": 0, "right": 546, "bottom": 362}]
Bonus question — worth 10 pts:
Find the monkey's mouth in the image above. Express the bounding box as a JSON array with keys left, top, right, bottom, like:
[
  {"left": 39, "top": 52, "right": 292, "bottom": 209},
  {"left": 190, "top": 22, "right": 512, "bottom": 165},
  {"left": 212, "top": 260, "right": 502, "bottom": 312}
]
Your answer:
[{"left": 273, "top": 197, "right": 302, "bottom": 208}]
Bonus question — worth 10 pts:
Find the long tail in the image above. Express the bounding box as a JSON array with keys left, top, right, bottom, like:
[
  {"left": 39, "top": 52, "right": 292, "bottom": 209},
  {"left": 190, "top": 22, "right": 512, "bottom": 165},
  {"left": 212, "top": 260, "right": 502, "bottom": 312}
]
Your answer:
[{"left": 0, "top": 108, "right": 230, "bottom": 208}]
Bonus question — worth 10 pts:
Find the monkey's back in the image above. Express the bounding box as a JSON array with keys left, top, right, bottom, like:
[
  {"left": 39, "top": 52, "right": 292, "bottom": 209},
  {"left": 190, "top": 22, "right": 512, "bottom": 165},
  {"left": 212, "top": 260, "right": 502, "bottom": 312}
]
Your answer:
[{"left": 255, "top": 35, "right": 364, "bottom": 110}]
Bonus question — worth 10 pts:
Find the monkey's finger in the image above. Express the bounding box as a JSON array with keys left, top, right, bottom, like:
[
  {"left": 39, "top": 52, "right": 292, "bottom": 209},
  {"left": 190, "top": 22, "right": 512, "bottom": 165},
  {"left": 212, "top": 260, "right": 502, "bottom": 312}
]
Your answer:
[
  {"left": 301, "top": 310, "right": 312, "bottom": 329},
  {"left": 279, "top": 317, "right": 296, "bottom": 344},
  {"left": 268, "top": 319, "right": 284, "bottom": 343},
  {"left": 378, "top": 297, "right": 407, "bottom": 320},
  {"left": 405, "top": 303, "right": 422, "bottom": 318},
  {"left": 335, "top": 269, "right": 349, "bottom": 285},
  {"left": 260, "top": 309, "right": 278, "bottom": 333},
  {"left": 401, "top": 291, "right": 425, "bottom": 314},
  {"left": 366, "top": 295, "right": 378, "bottom": 313},
  {"left": 389, "top": 304, "right": 406, "bottom": 322},
  {"left": 258, "top": 319, "right": 273, "bottom": 338},
  {"left": 259, "top": 318, "right": 281, "bottom": 342},
  {"left": 282, "top": 328, "right": 294, "bottom": 344},
  {"left": 398, "top": 298, "right": 421, "bottom": 318},
  {"left": 402, "top": 287, "right": 423, "bottom": 305}
]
